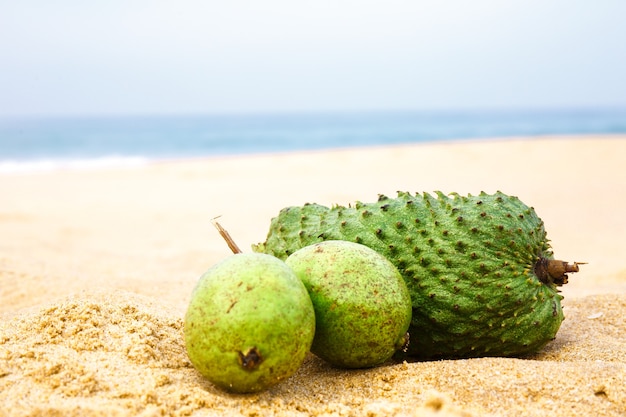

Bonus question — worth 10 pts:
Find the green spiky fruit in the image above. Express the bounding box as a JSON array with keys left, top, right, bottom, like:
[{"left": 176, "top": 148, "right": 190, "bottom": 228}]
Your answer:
[
  {"left": 285, "top": 240, "right": 412, "bottom": 368},
  {"left": 253, "top": 191, "right": 580, "bottom": 360},
  {"left": 184, "top": 253, "right": 316, "bottom": 393}
]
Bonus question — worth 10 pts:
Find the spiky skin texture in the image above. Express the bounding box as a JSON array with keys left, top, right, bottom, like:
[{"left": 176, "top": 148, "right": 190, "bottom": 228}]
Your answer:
[{"left": 253, "top": 191, "right": 565, "bottom": 360}]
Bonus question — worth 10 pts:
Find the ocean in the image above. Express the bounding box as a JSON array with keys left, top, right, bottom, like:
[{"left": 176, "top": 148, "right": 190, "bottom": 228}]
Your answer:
[{"left": 1, "top": 109, "right": 625, "bottom": 173}]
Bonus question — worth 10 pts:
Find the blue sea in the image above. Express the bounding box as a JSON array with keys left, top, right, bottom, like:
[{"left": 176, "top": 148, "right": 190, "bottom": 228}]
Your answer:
[{"left": 1, "top": 109, "right": 625, "bottom": 173}]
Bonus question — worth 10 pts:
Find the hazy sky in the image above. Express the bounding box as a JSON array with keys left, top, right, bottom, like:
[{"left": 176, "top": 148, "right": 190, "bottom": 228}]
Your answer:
[{"left": 1, "top": 1, "right": 625, "bottom": 117}]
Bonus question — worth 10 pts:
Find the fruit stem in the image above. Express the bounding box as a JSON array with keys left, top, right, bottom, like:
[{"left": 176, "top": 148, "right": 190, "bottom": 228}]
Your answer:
[
  {"left": 534, "top": 258, "right": 584, "bottom": 286},
  {"left": 211, "top": 216, "right": 243, "bottom": 254}
]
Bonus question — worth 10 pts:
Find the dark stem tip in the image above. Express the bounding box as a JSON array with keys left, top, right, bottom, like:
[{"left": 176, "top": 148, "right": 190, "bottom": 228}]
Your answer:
[{"left": 534, "top": 258, "right": 584, "bottom": 286}]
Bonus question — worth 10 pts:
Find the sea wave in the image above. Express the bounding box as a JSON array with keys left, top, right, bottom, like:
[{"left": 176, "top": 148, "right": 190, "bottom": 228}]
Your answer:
[
  {"left": 0, "top": 155, "right": 151, "bottom": 175},
  {"left": 2, "top": 110, "right": 625, "bottom": 175}
]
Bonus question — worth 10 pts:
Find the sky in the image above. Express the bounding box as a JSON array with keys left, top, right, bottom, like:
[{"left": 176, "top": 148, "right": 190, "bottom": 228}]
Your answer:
[{"left": 1, "top": 1, "right": 625, "bottom": 118}]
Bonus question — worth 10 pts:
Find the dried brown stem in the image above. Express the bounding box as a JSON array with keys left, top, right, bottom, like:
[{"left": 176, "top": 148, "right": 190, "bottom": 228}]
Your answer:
[
  {"left": 211, "top": 216, "right": 242, "bottom": 254},
  {"left": 534, "top": 258, "right": 585, "bottom": 286}
]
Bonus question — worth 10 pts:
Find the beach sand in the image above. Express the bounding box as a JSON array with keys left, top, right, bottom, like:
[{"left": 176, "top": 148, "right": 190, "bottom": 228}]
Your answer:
[{"left": 1, "top": 135, "right": 625, "bottom": 416}]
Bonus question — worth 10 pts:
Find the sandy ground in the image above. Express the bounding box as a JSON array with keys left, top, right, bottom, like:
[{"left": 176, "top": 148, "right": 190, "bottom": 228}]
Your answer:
[{"left": 1, "top": 135, "right": 625, "bottom": 416}]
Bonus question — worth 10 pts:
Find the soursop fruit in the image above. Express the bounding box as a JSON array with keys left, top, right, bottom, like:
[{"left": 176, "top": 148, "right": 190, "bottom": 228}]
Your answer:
[{"left": 253, "top": 191, "right": 580, "bottom": 360}]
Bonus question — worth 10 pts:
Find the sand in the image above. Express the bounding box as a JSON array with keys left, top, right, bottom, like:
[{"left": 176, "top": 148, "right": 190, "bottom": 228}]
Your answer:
[{"left": 1, "top": 135, "right": 625, "bottom": 416}]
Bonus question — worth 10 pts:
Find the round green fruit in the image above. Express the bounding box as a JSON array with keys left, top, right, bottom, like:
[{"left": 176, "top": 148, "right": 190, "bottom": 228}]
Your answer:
[
  {"left": 285, "top": 240, "right": 412, "bottom": 368},
  {"left": 184, "top": 253, "right": 316, "bottom": 393}
]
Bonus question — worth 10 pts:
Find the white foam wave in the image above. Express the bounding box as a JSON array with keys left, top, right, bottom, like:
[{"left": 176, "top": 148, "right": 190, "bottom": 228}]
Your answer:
[{"left": 0, "top": 156, "right": 151, "bottom": 175}]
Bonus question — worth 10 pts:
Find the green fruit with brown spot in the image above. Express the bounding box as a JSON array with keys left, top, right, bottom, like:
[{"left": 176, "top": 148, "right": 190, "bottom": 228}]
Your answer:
[
  {"left": 184, "top": 253, "right": 315, "bottom": 393},
  {"left": 285, "top": 240, "right": 412, "bottom": 368}
]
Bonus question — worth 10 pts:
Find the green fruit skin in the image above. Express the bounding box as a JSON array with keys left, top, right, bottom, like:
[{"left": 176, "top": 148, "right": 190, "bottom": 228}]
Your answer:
[
  {"left": 184, "top": 253, "right": 315, "bottom": 393},
  {"left": 253, "top": 191, "right": 564, "bottom": 360},
  {"left": 285, "top": 241, "right": 412, "bottom": 369}
]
